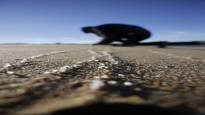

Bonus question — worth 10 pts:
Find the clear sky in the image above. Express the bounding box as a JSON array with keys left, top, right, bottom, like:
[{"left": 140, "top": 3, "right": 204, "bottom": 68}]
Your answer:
[{"left": 0, "top": 0, "right": 204, "bottom": 44}]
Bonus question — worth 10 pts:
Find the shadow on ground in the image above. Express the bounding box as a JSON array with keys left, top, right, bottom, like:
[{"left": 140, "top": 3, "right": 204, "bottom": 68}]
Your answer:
[
  {"left": 111, "top": 41, "right": 205, "bottom": 48},
  {"left": 50, "top": 103, "right": 197, "bottom": 115}
]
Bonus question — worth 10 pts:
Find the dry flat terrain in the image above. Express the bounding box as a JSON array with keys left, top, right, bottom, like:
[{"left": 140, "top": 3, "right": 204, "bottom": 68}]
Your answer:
[{"left": 0, "top": 44, "right": 205, "bottom": 115}]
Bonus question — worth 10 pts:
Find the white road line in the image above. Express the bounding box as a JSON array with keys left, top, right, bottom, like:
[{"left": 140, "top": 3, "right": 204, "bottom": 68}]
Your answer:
[
  {"left": 88, "top": 50, "right": 118, "bottom": 64},
  {"left": 102, "top": 51, "right": 119, "bottom": 64},
  {"left": 0, "top": 50, "right": 67, "bottom": 73},
  {"left": 88, "top": 50, "right": 98, "bottom": 55},
  {"left": 87, "top": 50, "right": 102, "bottom": 61}
]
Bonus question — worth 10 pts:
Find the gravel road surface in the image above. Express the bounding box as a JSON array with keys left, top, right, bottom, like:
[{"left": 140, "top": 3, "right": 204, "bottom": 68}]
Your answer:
[{"left": 0, "top": 45, "right": 205, "bottom": 115}]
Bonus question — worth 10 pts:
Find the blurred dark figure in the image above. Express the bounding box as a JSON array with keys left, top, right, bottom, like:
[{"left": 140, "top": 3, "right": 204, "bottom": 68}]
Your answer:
[{"left": 82, "top": 24, "right": 151, "bottom": 45}]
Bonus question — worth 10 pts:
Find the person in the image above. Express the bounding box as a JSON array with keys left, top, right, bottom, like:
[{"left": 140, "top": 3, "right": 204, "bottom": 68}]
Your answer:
[{"left": 82, "top": 24, "right": 151, "bottom": 45}]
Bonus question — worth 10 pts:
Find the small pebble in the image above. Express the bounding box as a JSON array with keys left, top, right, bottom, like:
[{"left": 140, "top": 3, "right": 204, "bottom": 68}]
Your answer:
[
  {"left": 44, "top": 71, "right": 50, "bottom": 74},
  {"left": 118, "top": 74, "right": 125, "bottom": 77},
  {"left": 91, "top": 56, "right": 96, "bottom": 60},
  {"left": 59, "top": 66, "right": 72, "bottom": 73},
  {"left": 20, "top": 58, "right": 27, "bottom": 63},
  {"left": 90, "top": 80, "right": 104, "bottom": 91},
  {"left": 73, "top": 64, "right": 78, "bottom": 67},
  {"left": 98, "top": 66, "right": 108, "bottom": 69},
  {"left": 101, "top": 75, "right": 109, "bottom": 79},
  {"left": 51, "top": 69, "right": 58, "bottom": 73},
  {"left": 94, "top": 76, "right": 100, "bottom": 79},
  {"left": 113, "top": 61, "right": 119, "bottom": 64},
  {"left": 124, "top": 81, "right": 133, "bottom": 86},
  {"left": 107, "top": 80, "right": 117, "bottom": 85},
  {"left": 99, "top": 63, "right": 105, "bottom": 66},
  {"left": 3, "top": 63, "right": 12, "bottom": 68},
  {"left": 98, "top": 66, "right": 103, "bottom": 69},
  {"left": 7, "top": 71, "right": 14, "bottom": 75},
  {"left": 153, "top": 75, "right": 161, "bottom": 78},
  {"left": 104, "top": 66, "right": 108, "bottom": 69}
]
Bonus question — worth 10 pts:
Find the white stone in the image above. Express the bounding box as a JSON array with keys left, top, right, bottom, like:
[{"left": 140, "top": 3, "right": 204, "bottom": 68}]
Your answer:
[
  {"left": 98, "top": 66, "right": 108, "bottom": 69},
  {"left": 107, "top": 80, "right": 117, "bottom": 85},
  {"left": 90, "top": 80, "right": 104, "bottom": 91},
  {"left": 7, "top": 71, "right": 14, "bottom": 75},
  {"left": 99, "top": 63, "right": 105, "bottom": 66},
  {"left": 113, "top": 61, "right": 119, "bottom": 64},
  {"left": 59, "top": 66, "right": 72, "bottom": 73},
  {"left": 153, "top": 75, "right": 161, "bottom": 78},
  {"left": 43, "top": 71, "right": 50, "bottom": 74},
  {"left": 20, "top": 59, "right": 27, "bottom": 63},
  {"left": 118, "top": 74, "right": 125, "bottom": 77},
  {"left": 94, "top": 76, "right": 100, "bottom": 79},
  {"left": 3, "top": 63, "right": 12, "bottom": 68},
  {"left": 51, "top": 69, "right": 58, "bottom": 73},
  {"left": 104, "top": 66, "right": 108, "bottom": 69},
  {"left": 101, "top": 75, "right": 109, "bottom": 79},
  {"left": 124, "top": 81, "right": 133, "bottom": 86},
  {"left": 91, "top": 56, "right": 96, "bottom": 60},
  {"left": 73, "top": 64, "right": 78, "bottom": 67},
  {"left": 98, "top": 66, "right": 103, "bottom": 69}
]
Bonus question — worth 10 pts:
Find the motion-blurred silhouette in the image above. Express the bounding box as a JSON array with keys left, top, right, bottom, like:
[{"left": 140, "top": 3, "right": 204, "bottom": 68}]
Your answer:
[{"left": 82, "top": 24, "right": 151, "bottom": 45}]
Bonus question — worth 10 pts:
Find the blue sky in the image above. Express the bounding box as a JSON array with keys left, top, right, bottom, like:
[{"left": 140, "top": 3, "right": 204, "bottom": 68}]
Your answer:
[{"left": 0, "top": 0, "right": 204, "bottom": 44}]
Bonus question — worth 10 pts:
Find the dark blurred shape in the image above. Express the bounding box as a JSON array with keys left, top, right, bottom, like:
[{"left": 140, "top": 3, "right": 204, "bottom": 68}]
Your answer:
[
  {"left": 122, "top": 41, "right": 205, "bottom": 48},
  {"left": 55, "top": 42, "right": 62, "bottom": 45},
  {"left": 82, "top": 24, "right": 151, "bottom": 45},
  {"left": 50, "top": 103, "right": 197, "bottom": 115}
]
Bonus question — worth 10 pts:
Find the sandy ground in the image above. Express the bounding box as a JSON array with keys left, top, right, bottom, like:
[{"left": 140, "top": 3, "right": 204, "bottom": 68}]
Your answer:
[{"left": 0, "top": 45, "right": 205, "bottom": 115}]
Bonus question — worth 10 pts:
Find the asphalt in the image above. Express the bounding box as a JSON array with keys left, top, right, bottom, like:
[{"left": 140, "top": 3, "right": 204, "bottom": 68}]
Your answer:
[{"left": 0, "top": 44, "right": 205, "bottom": 115}]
